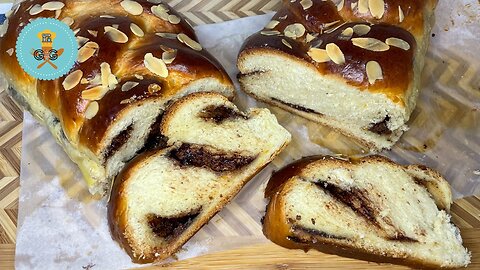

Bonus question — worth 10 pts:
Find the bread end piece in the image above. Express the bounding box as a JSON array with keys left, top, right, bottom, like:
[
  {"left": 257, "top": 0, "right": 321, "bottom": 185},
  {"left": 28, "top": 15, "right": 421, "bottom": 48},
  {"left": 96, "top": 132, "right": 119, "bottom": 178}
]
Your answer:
[{"left": 263, "top": 156, "right": 470, "bottom": 269}]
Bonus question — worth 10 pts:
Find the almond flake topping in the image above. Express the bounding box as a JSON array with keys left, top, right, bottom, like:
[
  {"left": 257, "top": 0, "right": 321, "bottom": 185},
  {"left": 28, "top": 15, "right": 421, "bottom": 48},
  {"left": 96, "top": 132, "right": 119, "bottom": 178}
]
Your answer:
[
  {"left": 368, "top": 0, "right": 385, "bottom": 19},
  {"left": 100, "top": 15, "right": 115, "bottom": 19},
  {"left": 78, "top": 42, "right": 99, "bottom": 63},
  {"left": 156, "top": 32, "right": 177, "bottom": 39},
  {"left": 100, "top": 62, "right": 118, "bottom": 90},
  {"left": 168, "top": 15, "right": 181, "bottom": 24},
  {"left": 339, "top": 27, "right": 353, "bottom": 40},
  {"left": 337, "top": 0, "right": 345, "bottom": 11},
  {"left": 306, "top": 33, "right": 316, "bottom": 43},
  {"left": 0, "top": 19, "right": 8, "bottom": 37},
  {"left": 260, "top": 30, "right": 281, "bottom": 36},
  {"left": 121, "top": 81, "right": 139, "bottom": 92},
  {"left": 29, "top": 4, "right": 43, "bottom": 15},
  {"left": 82, "top": 86, "right": 109, "bottom": 100},
  {"left": 326, "top": 43, "right": 345, "bottom": 65},
  {"left": 151, "top": 5, "right": 169, "bottom": 21},
  {"left": 366, "top": 61, "right": 383, "bottom": 84},
  {"left": 352, "top": 24, "right": 371, "bottom": 36},
  {"left": 300, "top": 0, "right": 313, "bottom": 10},
  {"left": 104, "top": 26, "right": 128, "bottom": 43},
  {"left": 134, "top": 74, "right": 144, "bottom": 80},
  {"left": 6, "top": 48, "right": 14, "bottom": 56},
  {"left": 85, "top": 102, "right": 99, "bottom": 119},
  {"left": 121, "top": 0, "right": 143, "bottom": 15},
  {"left": 177, "top": 33, "right": 202, "bottom": 51},
  {"left": 398, "top": 6, "right": 405, "bottom": 23},
  {"left": 282, "top": 39, "right": 292, "bottom": 49},
  {"left": 87, "top": 30, "right": 98, "bottom": 37},
  {"left": 42, "top": 1, "right": 64, "bottom": 11},
  {"left": 62, "top": 70, "right": 83, "bottom": 91},
  {"left": 130, "top": 23, "right": 144, "bottom": 37},
  {"left": 162, "top": 49, "right": 177, "bottom": 64},
  {"left": 358, "top": 0, "right": 369, "bottom": 13},
  {"left": 284, "top": 23, "right": 306, "bottom": 39},
  {"left": 148, "top": 83, "right": 162, "bottom": 94},
  {"left": 76, "top": 36, "right": 89, "bottom": 47},
  {"left": 308, "top": 48, "right": 330, "bottom": 63},
  {"left": 144, "top": 53, "right": 168, "bottom": 78},
  {"left": 352, "top": 37, "right": 389, "bottom": 51},
  {"left": 385, "top": 37, "right": 410, "bottom": 50},
  {"left": 61, "top": 17, "right": 74, "bottom": 26},
  {"left": 265, "top": 20, "right": 280, "bottom": 30}
]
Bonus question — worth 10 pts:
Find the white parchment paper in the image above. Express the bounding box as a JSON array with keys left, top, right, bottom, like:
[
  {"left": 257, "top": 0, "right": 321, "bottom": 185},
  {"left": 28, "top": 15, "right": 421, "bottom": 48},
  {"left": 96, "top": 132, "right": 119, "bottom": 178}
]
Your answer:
[{"left": 13, "top": 1, "right": 480, "bottom": 269}]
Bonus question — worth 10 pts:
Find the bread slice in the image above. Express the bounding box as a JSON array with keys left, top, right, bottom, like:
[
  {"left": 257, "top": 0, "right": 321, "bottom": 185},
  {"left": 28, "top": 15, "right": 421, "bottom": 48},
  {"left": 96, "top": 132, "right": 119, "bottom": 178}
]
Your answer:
[
  {"left": 238, "top": 0, "right": 438, "bottom": 151},
  {"left": 263, "top": 156, "right": 470, "bottom": 268},
  {"left": 108, "top": 92, "right": 291, "bottom": 263}
]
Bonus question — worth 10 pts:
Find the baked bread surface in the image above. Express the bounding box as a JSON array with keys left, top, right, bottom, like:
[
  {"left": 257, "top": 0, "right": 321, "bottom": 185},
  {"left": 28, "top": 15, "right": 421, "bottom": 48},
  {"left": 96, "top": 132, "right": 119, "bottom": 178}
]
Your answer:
[
  {"left": 238, "top": 0, "right": 438, "bottom": 150},
  {"left": 263, "top": 155, "right": 471, "bottom": 268},
  {"left": 0, "top": 0, "right": 234, "bottom": 194},
  {"left": 109, "top": 92, "right": 291, "bottom": 263}
]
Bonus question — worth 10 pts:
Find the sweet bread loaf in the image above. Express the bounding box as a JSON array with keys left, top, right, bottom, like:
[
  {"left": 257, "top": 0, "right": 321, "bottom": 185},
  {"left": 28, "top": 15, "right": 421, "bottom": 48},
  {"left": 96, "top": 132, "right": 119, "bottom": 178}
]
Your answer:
[
  {"left": 0, "top": 0, "right": 234, "bottom": 195},
  {"left": 108, "top": 92, "right": 291, "bottom": 262},
  {"left": 263, "top": 155, "right": 470, "bottom": 268},
  {"left": 238, "top": 0, "right": 438, "bottom": 151}
]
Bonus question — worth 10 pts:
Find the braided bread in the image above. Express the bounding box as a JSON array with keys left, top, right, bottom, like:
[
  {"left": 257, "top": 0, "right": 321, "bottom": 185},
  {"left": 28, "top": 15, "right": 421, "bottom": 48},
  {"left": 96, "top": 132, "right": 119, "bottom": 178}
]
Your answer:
[
  {"left": 238, "top": 0, "right": 438, "bottom": 151},
  {"left": 109, "top": 92, "right": 291, "bottom": 262},
  {"left": 263, "top": 155, "right": 470, "bottom": 268},
  {"left": 0, "top": 0, "right": 234, "bottom": 194}
]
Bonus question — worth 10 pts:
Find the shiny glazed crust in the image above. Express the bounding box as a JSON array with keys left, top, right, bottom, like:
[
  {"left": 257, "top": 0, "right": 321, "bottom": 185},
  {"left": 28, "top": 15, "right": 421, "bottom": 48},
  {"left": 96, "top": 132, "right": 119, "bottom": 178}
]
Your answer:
[
  {"left": 0, "top": 0, "right": 234, "bottom": 193},
  {"left": 262, "top": 155, "right": 467, "bottom": 269}
]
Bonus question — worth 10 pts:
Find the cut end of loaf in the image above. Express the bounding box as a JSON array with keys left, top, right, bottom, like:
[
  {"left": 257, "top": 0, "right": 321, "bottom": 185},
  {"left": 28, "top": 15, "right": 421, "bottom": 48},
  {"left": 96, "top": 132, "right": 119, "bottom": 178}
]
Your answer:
[
  {"left": 263, "top": 156, "right": 470, "bottom": 268},
  {"left": 238, "top": 49, "right": 409, "bottom": 151},
  {"left": 108, "top": 92, "right": 291, "bottom": 263}
]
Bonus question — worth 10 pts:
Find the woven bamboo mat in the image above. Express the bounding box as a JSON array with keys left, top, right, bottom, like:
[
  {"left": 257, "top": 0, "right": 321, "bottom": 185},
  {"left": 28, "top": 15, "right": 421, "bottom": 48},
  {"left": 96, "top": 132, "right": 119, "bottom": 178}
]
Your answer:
[{"left": 0, "top": 0, "right": 479, "bottom": 269}]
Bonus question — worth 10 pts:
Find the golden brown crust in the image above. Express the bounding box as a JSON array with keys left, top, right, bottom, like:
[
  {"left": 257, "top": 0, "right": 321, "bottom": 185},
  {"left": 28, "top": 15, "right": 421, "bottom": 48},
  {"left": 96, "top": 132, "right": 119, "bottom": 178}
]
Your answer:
[
  {"left": 0, "top": 0, "right": 233, "bottom": 154},
  {"left": 263, "top": 155, "right": 458, "bottom": 269},
  {"left": 239, "top": 0, "right": 438, "bottom": 106}
]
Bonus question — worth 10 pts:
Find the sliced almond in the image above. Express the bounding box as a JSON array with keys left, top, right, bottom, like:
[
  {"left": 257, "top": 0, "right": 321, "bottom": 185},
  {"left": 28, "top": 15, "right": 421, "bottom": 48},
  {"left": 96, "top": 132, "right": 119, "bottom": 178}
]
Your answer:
[
  {"left": 337, "top": 0, "right": 344, "bottom": 11},
  {"left": 78, "top": 42, "right": 99, "bottom": 63},
  {"left": 55, "top": 8, "right": 61, "bottom": 18},
  {"left": 121, "top": 0, "right": 143, "bottom": 15},
  {"left": 151, "top": 5, "right": 169, "bottom": 21},
  {"left": 61, "top": 17, "right": 74, "bottom": 26},
  {"left": 100, "top": 62, "right": 118, "bottom": 89},
  {"left": 398, "top": 6, "right": 405, "bottom": 23},
  {"left": 81, "top": 78, "right": 89, "bottom": 84},
  {"left": 284, "top": 23, "right": 306, "bottom": 39},
  {"left": 85, "top": 102, "right": 99, "bottom": 119},
  {"left": 100, "top": 15, "right": 115, "bottom": 19},
  {"left": 323, "top": 20, "right": 341, "bottom": 29},
  {"left": 265, "top": 20, "right": 280, "bottom": 30},
  {"left": 76, "top": 36, "right": 89, "bottom": 47},
  {"left": 352, "top": 24, "right": 371, "bottom": 36},
  {"left": 366, "top": 61, "right": 383, "bottom": 84},
  {"left": 351, "top": 1, "right": 358, "bottom": 10},
  {"left": 148, "top": 83, "right": 162, "bottom": 94},
  {"left": 352, "top": 37, "right": 389, "bottom": 51},
  {"left": 168, "top": 14, "right": 181, "bottom": 24},
  {"left": 6, "top": 48, "right": 14, "bottom": 56},
  {"left": 130, "top": 23, "right": 144, "bottom": 37},
  {"left": 300, "top": 0, "right": 313, "bottom": 10},
  {"left": 144, "top": 53, "right": 168, "bottom": 78},
  {"left": 324, "top": 22, "right": 347, "bottom": 34},
  {"left": 279, "top": 15, "right": 288, "bottom": 20},
  {"left": 308, "top": 48, "right": 330, "bottom": 63},
  {"left": 339, "top": 27, "right": 353, "bottom": 40},
  {"left": 260, "top": 30, "right": 281, "bottom": 36},
  {"left": 89, "top": 74, "right": 102, "bottom": 86},
  {"left": 62, "top": 70, "right": 83, "bottom": 91},
  {"left": 306, "top": 33, "right": 316, "bottom": 43},
  {"left": 385, "top": 37, "right": 410, "bottom": 50},
  {"left": 29, "top": 4, "right": 43, "bottom": 15},
  {"left": 0, "top": 19, "right": 8, "bottom": 38},
  {"left": 368, "top": 0, "right": 385, "bottom": 19},
  {"left": 121, "top": 81, "right": 139, "bottom": 92},
  {"left": 134, "top": 74, "right": 144, "bottom": 80},
  {"left": 326, "top": 43, "right": 345, "bottom": 65},
  {"left": 282, "top": 39, "right": 292, "bottom": 49},
  {"left": 87, "top": 30, "right": 98, "bottom": 37},
  {"left": 162, "top": 50, "right": 177, "bottom": 64},
  {"left": 177, "top": 33, "right": 202, "bottom": 51},
  {"left": 156, "top": 32, "right": 177, "bottom": 39},
  {"left": 358, "top": 0, "right": 369, "bottom": 14},
  {"left": 104, "top": 26, "right": 128, "bottom": 43},
  {"left": 82, "top": 86, "right": 109, "bottom": 100},
  {"left": 42, "top": 1, "right": 64, "bottom": 11}
]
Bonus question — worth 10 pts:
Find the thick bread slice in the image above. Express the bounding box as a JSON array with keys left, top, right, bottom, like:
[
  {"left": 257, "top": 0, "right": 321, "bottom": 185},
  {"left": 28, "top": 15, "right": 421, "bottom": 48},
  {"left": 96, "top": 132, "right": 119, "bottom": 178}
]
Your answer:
[
  {"left": 263, "top": 156, "right": 470, "bottom": 269},
  {"left": 109, "top": 92, "right": 291, "bottom": 263}
]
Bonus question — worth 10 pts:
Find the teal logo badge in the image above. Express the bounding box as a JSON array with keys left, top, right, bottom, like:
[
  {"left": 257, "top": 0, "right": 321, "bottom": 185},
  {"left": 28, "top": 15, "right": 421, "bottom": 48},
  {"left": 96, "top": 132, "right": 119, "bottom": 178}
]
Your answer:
[{"left": 15, "top": 18, "right": 77, "bottom": 80}]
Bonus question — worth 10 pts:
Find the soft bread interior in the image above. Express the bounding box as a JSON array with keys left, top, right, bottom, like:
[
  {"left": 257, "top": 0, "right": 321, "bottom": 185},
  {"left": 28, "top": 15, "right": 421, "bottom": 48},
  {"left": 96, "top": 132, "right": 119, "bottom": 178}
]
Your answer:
[
  {"left": 111, "top": 92, "right": 291, "bottom": 262},
  {"left": 273, "top": 157, "right": 470, "bottom": 268},
  {"left": 238, "top": 51, "right": 408, "bottom": 150}
]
